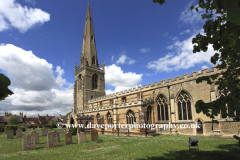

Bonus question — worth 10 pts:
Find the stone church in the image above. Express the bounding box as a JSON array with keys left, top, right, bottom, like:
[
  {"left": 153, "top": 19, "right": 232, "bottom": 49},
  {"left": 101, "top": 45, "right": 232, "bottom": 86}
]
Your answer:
[{"left": 68, "top": 2, "right": 240, "bottom": 137}]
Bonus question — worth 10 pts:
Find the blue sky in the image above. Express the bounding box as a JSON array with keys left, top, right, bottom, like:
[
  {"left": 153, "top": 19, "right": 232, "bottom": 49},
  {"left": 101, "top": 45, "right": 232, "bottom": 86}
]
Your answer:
[{"left": 0, "top": 0, "right": 216, "bottom": 117}]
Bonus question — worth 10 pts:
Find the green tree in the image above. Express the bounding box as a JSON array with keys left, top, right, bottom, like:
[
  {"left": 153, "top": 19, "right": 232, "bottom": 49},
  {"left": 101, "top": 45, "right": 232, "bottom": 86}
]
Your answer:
[
  {"left": 155, "top": 0, "right": 240, "bottom": 121},
  {"left": 48, "top": 119, "right": 60, "bottom": 128},
  {"left": 67, "top": 111, "right": 72, "bottom": 116},
  {"left": 0, "top": 74, "right": 14, "bottom": 101},
  {"left": 6, "top": 113, "right": 13, "bottom": 116},
  {"left": 8, "top": 116, "right": 19, "bottom": 125}
]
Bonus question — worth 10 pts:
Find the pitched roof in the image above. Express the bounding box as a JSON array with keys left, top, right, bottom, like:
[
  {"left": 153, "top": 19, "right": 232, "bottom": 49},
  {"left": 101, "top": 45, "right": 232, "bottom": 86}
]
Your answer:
[
  {"left": 0, "top": 116, "right": 23, "bottom": 123},
  {"left": 39, "top": 116, "right": 57, "bottom": 124}
]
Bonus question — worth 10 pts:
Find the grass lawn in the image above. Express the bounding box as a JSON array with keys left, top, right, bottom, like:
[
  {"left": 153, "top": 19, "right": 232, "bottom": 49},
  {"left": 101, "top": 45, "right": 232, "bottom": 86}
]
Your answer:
[{"left": 0, "top": 129, "right": 239, "bottom": 160}]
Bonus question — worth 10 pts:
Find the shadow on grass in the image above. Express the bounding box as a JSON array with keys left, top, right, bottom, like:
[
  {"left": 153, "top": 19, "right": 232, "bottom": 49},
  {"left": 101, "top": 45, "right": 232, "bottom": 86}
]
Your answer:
[
  {"left": 35, "top": 147, "right": 45, "bottom": 150},
  {"left": 135, "top": 144, "right": 240, "bottom": 160}
]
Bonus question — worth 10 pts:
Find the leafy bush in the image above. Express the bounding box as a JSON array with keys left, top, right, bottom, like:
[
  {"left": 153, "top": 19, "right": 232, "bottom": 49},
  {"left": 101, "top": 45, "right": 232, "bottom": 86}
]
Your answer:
[
  {"left": 18, "top": 126, "right": 25, "bottom": 132},
  {"left": 4, "top": 125, "right": 18, "bottom": 135},
  {"left": 48, "top": 119, "right": 60, "bottom": 128},
  {"left": 8, "top": 116, "right": 18, "bottom": 125},
  {"left": 68, "top": 126, "right": 77, "bottom": 135},
  {"left": 0, "top": 125, "right": 4, "bottom": 132}
]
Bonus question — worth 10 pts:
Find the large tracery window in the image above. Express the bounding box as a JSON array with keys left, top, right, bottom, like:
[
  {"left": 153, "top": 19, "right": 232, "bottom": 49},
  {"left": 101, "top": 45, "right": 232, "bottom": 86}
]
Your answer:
[
  {"left": 157, "top": 95, "right": 169, "bottom": 121},
  {"left": 177, "top": 91, "right": 192, "bottom": 120},
  {"left": 126, "top": 110, "right": 136, "bottom": 124},
  {"left": 92, "top": 74, "right": 98, "bottom": 89},
  {"left": 107, "top": 112, "right": 112, "bottom": 125},
  {"left": 219, "top": 89, "right": 240, "bottom": 118},
  {"left": 97, "top": 113, "right": 101, "bottom": 124}
]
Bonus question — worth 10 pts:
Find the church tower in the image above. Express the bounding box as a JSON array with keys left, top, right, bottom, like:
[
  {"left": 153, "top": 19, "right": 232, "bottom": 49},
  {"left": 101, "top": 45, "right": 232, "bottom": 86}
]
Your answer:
[{"left": 73, "top": 2, "right": 105, "bottom": 113}]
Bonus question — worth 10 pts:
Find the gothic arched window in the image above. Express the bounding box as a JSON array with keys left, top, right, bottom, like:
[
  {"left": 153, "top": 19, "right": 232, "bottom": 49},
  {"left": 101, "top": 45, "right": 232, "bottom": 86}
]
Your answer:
[
  {"left": 92, "top": 56, "right": 95, "bottom": 65},
  {"left": 146, "top": 106, "right": 152, "bottom": 124},
  {"left": 92, "top": 74, "right": 98, "bottom": 89},
  {"left": 107, "top": 112, "right": 112, "bottom": 125},
  {"left": 126, "top": 110, "right": 136, "bottom": 124},
  {"left": 177, "top": 91, "right": 192, "bottom": 120},
  {"left": 157, "top": 95, "right": 169, "bottom": 121},
  {"left": 97, "top": 113, "right": 101, "bottom": 124},
  {"left": 78, "top": 74, "right": 82, "bottom": 90}
]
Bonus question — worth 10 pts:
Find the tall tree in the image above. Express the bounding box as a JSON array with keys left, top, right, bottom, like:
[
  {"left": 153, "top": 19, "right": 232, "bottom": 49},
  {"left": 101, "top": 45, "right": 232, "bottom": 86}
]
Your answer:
[
  {"left": 0, "top": 74, "right": 14, "bottom": 101},
  {"left": 154, "top": 0, "right": 240, "bottom": 121}
]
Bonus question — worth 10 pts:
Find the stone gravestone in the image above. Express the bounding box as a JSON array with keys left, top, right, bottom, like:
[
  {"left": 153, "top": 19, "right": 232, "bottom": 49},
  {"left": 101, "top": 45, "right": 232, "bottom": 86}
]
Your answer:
[
  {"left": 65, "top": 132, "right": 72, "bottom": 145},
  {"left": 16, "top": 129, "right": 23, "bottom": 138},
  {"left": 31, "top": 131, "right": 39, "bottom": 144},
  {"left": 25, "top": 126, "right": 28, "bottom": 131},
  {"left": 22, "top": 133, "right": 35, "bottom": 151},
  {"left": 78, "top": 132, "right": 86, "bottom": 143},
  {"left": 42, "top": 127, "right": 48, "bottom": 136},
  {"left": 47, "top": 130, "right": 58, "bottom": 148},
  {"left": 57, "top": 131, "right": 60, "bottom": 142},
  {"left": 7, "top": 130, "right": 14, "bottom": 139},
  {"left": 90, "top": 129, "right": 98, "bottom": 141}
]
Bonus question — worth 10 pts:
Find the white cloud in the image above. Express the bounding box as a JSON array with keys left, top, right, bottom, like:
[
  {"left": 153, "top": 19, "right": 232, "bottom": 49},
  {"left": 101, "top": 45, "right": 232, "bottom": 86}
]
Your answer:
[
  {"left": 201, "top": 65, "right": 208, "bottom": 69},
  {"left": 147, "top": 29, "right": 215, "bottom": 72},
  {"left": 180, "top": 29, "right": 190, "bottom": 35},
  {"left": 0, "top": 44, "right": 73, "bottom": 116},
  {"left": 179, "top": 0, "right": 204, "bottom": 25},
  {"left": 116, "top": 55, "right": 135, "bottom": 65},
  {"left": 105, "top": 64, "right": 142, "bottom": 94},
  {"left": 0, "top": 0, "right": 50, "bottom": 33},
  {"left": 23, "top": 0, "right": 36, "bottom": 5},
  {"left": 172, "top": 37, "right": 178, "bottom": 41},
  {"left": 139, "top": 48, "right": 150, "bottom": 53}
]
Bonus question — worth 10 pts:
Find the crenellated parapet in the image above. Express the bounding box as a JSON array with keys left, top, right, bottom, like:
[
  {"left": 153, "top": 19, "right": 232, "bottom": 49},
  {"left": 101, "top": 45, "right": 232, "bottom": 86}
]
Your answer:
[{"left": 87, "top": 65, "right": 222, "bottom": 104}]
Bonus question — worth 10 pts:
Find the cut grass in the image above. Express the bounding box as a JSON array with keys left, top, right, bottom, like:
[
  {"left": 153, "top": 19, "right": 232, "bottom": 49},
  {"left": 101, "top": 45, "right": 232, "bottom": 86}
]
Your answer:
[{"left": 0, "top": 129, "right": 239, "bottom": 160}]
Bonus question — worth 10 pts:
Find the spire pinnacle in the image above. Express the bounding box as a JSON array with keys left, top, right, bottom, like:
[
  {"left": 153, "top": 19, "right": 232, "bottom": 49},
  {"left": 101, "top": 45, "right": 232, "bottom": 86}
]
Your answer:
[{"left": 80, "top": 1, "right": 98, "bottom": 68}]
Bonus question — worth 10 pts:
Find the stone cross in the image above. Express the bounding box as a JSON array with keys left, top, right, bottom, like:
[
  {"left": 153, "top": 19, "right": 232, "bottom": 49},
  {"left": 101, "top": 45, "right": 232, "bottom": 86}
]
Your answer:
[
  {"left": 42, "top": 127, "right": 48, "bottom": 136},
  {"left": 90, "top": 129, "right": 98, "bottom": 141},
  {"left": 31, "top": 131, "right": 39, "bottom": 144},
  {"left": 65, "top": 132, "right": 72, "bottom": 145},
  {"left": 16, "top": 129, "right": 23, "bottom": 138},
  {"left": 47, "top": 130, "right": 58, "bottom": 148},
  {"left": 22, "top": 133, "right": 35, "bottom": 151},
  {"left": 7, "top": 130, "right": 14, "bottom": 139},
  {"left": 78, "top": 132, "right": 86, "bottom": 143}
]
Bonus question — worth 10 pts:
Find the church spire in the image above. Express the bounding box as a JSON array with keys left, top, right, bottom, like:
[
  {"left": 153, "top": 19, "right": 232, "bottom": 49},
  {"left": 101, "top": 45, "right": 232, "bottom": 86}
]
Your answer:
[{"left": 80, "top": 1, "right": 98, "bottom": 68}]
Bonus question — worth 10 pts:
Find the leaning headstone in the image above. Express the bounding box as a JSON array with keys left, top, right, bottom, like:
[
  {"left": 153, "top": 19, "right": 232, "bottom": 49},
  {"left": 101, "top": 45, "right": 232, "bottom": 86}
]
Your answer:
[
  {"left": 22, "top": 133, "right": 35, "bottom": 151},
  {"left": 65, "top": 132, "right": 72, "bottom": 145},
  {"left": 78, "top": 132, "right": 86, "bottom": 143},
  {"left": 57, "top": 131, "right": 60, "bottom": 142},
  {"left": 47, "top": 130, "right": 58, "bottom": 148},
  {"left": 42, "top": 127, "right": 48, "bottom": 136},
  {"left": 7, "top": 130, "right": 14, "bottom": 139},
  {"left": 90, "top": 129, "right": 98, "bottom": 141},
  {"left": 16, "top": 129, "right": 23, "bottom": 138},
  {"left": 31, "top": 131, "right": 39, "bottom": 144}
]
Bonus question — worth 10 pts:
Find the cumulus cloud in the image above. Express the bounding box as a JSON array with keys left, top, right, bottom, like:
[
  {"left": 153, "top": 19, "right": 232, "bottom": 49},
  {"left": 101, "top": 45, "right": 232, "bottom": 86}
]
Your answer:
[
  {"left": 147, "top": 29, "right": 215, "bottom": 72},
  {"left": 139, "top": 48, "right": 150, "bottom": 53},
  {"left": 0, "top": 44, "right": 59, "bottom": 91},
  {"left": 105, "top": 64, "right": 142, "bottom": 95},
  {"left": 0, "top": 0, "right": 50, "bottom": 33},
  {"left": 179, "top": 0, "right": 204, "bottom": 25},
  {"left": 116, "top": 55, "right": 135, "bottom": 65},
  {"left": 0, "top": 44, "right": 73, "bottom": 117},
  {"left": 180, "top": 29, "right": 190, "bottom": 35}
]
